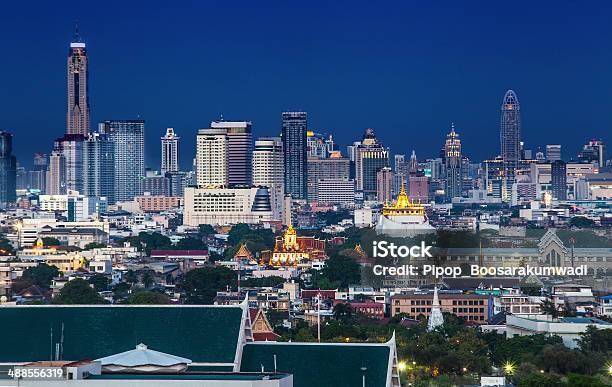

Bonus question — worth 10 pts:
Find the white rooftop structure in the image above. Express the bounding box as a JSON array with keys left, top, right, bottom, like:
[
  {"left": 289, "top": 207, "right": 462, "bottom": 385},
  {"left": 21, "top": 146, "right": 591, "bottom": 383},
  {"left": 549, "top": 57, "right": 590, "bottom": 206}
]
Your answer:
[{"left": 96, "top": 343, "right": 192, "bottom": 372}]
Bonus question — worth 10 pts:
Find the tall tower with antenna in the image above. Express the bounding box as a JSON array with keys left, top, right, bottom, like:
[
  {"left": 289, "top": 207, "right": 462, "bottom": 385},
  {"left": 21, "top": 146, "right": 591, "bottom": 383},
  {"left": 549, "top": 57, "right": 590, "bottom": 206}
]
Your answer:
[{"left": 67, "top": 24, "right": 90, "bottom": 135}]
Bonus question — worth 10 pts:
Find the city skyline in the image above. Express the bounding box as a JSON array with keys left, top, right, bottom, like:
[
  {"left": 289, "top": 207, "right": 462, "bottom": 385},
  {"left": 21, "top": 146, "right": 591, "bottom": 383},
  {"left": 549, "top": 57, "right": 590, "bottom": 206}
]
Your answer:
[{"left": 2, "top": 2, "right": 611, "bottom": 169}]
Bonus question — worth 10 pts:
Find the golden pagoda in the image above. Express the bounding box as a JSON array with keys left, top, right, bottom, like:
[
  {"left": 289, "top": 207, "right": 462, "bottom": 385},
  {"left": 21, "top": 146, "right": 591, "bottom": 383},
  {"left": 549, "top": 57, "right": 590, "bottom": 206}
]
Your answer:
[
  {"left": 376, "top": 178, "right": 435, "bottom": 236},
  {"left": 381, "top": 178, "right": 426, "bottom": 217}
]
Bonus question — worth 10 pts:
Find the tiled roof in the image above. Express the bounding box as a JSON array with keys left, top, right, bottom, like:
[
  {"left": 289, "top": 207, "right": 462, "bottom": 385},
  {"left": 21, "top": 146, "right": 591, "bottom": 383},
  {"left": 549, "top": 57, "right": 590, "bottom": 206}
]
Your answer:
[
  {"left": 0, "top": 305, "right": 245, "bottom": 365},
  {"left": 241, "top": 341, "right": 395, "bottom": 387}
]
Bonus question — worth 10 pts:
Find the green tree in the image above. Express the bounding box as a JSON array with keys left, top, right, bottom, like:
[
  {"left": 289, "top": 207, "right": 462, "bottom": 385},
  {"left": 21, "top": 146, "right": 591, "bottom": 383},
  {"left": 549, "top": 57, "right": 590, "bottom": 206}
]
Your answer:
[
  {"left": 333, "top": 302, "right": 354, "bottom": 323},
  {"left": 20, "top": 263, "right": 60, "bottom": 288},
  {"left": 540, "top": 298, "right": 559, "bottom": 318},
  {"left": 83, "top": 242, "right": 106, "bottom": 250},
  {"left": 182, "top": 266, "right": 236, "bottom": 304},
  {"left": 52, "top": 278, "right": 107, "bottom": 304},
  {"left": 198, "top": 224, "right": 216, "bottom": 238},
  {"left": 578, "top": 325, "right": 612, "bottom": 353},
  {"left": 123, "top": 270, "right": 138, "bottom": 285},
  {"left": 126, "top": 291, "right": 170, "bottom": 304},
  {"left": 517, "top": 373, "right": 564, "bottom": 387},
  {"left": 0, "top": 234, "right": 14, "bottom": 255},
  {"left": 88, "top": 274, "right": 109, "bottom": 292},
  {"left": 42, "top": 237, "right": 61, "bottom": 246},
  {"left": 173, "top": 237, "right": 207, "bottom": 250},
  {"left": 121, "top": 232, "right": 172, "bottom": 254},
  {"left": 140, "top": 270, "right": 155, "bottom": 289},
  {"left": 242, "top": 276, "right": 285, "bottom": 287},
  {"left": 320, "top": 255, "right": 361, "bottom": 289},
  {"left": 569, "top": 217, "right": 596, "bottom": 228},
  {"left": 564, "top": 373, "right": 607, "bottom": 387}
]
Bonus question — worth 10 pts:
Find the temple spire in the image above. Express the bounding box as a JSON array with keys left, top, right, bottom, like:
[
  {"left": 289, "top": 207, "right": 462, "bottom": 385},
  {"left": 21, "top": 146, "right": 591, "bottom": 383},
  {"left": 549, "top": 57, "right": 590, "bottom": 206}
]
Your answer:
[{"left": 427, "top": 286, "right": 444, "bottom": 331}]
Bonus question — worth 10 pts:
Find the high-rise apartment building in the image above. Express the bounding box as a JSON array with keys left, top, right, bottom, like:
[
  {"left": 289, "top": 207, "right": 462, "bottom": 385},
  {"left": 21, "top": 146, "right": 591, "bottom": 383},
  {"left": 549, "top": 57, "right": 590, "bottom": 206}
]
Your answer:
[
  {"left": 444, "top": 124, "right": 462, "bottom": 200},
  {"left": 0, "top": 131, "right": 17, "bottom": 209},
  {"left": 67, "top": 27, "right": 90, "bottom": 135},
  {"left": 99, "top": 120, "right": 145, "bottom": 202},
  {"left": 551, "top": 160, "right": 567, "bottom": 201},
  {"left": 210, "top": 120, "right": 252, "bottom": 186},
  {"left": 54, "top": 134, "right": 85, "bottom": 193},
  {"left": 46, "top": 150, "right": 66, "bottom": 195},
  {"left": 83, "top": 132, "right": 115, "bottom": 203},
  {"left": 376, "top": 166, "right": 393, "bottom": 203},
  {"left": 355, "top": 128, "right": 390, "bottom": 200},
  {"left": 546, "top": 144, "right": 562, "bottom": 162},
  {"left": 196, "top": 128, "right": 228, "bottom": 188},
  {"left": 307, "top": 156, "right": 350, "bottom": 202},
  {"left": 253, "top": 137, "right": 285, "bottom": 221},
  {"left": 281, "top": 112, "right": 308, "bottom": 200},
  {"left": 160, "top": 128, "right": 180, "bottom": 174},
  {"left": 500, "top": 90, "right": 521, "bottom": 201}
]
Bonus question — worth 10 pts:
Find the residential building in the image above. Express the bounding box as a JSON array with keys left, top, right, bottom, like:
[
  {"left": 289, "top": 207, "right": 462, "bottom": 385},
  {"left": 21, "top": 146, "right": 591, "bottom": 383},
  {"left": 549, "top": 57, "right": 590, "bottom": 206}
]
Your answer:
[
  {"left": 211, "top": 120, "right": 252, "bottom": 186},
  {"left": 546, "top": 144, "right": 562, "bottom": 162},
  {"left": 160, "top": 127, "right": 180, "bottom": 174},
  {"left": 99, "top": 120, "right": 145, "bottom": 202},
  {"left": 307, "top": 156, "right": 350, "bottom": 202},
  {"left": 83, "top": 132, "right": 115, "bottom": 203},
  {"left": 0, "top": 131, "right": 17, "bottom": 209},
  {"left": 282, "top": 112, "right": 308, "bottom": 199},
  {"left": 317, "top": 179, "right": 355, "bottom": 206},
  {"left": 376, "top": 167, "right": 393, "bottom": 203},
  {"left": 196, "top": 128, "right": 228, "bottom": 187}
]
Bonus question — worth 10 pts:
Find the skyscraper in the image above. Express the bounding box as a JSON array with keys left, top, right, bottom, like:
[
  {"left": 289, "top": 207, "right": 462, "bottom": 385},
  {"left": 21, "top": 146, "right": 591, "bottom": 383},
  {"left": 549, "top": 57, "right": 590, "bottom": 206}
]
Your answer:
[
  {"left": 546, "top": 144, "right": 562, "bottom": 161},
  {"left": 307, "top": 155, "right": 350, "bottom": 202},
  {"left": 46, "top": 150, "right": 66, "bottom": 195},
  {"left": 281, "top": 112, "right": 308, "bottom": 200},
  {"left": 376, "top": 166, "right": 393, "bottom": 203},
  {"left": 354, "top": 128, "right": 390, "bottom": 200},
  {"left": 500, "top": 90, "right": 521, "bottom": 200},
  {"left": 196, "top": 128, "right": 228, "bottom": 187},
  {"left": 210, "top": 120, "right": 252, "bottom": 186},
  {"left": 99, "top": 120, "right": 145, "bottom": 202},
  {"left": 578, "top": 139, "right": 605, "bottom": 167},
  {"left": 67, "top": 26, "right": 90, "bottom": 135},
  {"left": 161, "top": 128, "right": 180, "bottom": 174},
  {"left": 253, "top": 137, "right": 285, "bottom": 221},
  {"left": 84, "top": 132, "right": 115, "bottom": 203},
  {"left": 444, "top": 124, "right": 462, "bottom": 200},
  {"left": 0, "top": 131, "right": 17, "bottom": 209},
  {"left": 54, "top": 134, "right": 85, "bottom": 193},
  {"left": 551, "top": 160, "right": 567, "bottom": 200}
]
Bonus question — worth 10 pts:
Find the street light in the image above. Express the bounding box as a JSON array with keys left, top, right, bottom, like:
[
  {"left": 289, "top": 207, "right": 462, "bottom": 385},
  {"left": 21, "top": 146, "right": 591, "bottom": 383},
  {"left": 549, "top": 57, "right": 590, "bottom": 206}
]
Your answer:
[
  {"left": 360, "top": 366, "right": 367, "bottom": 387},
  {"left": 398, "top": 362, "right": 406, "bottom": 371},
  {"left": 503, "top": 361, "right": 515, "bottom": 375}
]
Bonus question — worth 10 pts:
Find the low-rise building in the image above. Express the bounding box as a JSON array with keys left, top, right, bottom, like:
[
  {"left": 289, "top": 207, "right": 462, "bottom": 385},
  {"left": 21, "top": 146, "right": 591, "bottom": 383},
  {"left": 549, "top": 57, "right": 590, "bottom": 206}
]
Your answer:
[
  {"left": 506, "top": 314, "right": 612, "bottom": 348},
  {"left": 391, "top": 292, "right": 490, "bottom": 324}
]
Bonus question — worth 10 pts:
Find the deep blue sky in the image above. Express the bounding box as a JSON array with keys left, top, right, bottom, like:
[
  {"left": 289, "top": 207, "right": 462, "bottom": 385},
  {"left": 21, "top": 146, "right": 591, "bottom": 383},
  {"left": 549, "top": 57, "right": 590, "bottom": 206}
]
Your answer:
[{"left": 1, "top": 1, "right": 611, "bottom": 169}]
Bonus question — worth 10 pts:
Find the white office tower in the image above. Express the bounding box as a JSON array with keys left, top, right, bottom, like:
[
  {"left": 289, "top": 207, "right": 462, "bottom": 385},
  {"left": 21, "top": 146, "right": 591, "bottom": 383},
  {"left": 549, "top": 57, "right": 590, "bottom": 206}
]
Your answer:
[
  {"left": 196, "top": 128, "right": 228, "bottom": 188},
  {"left": 161, "top": 128, "right": 180, "bottom": 174},
  {"left": 253, "top": 137, "right": 285, "bottom": 221},
  {"left": 210, "top": 120, "right": 252, "bottom": 186}
]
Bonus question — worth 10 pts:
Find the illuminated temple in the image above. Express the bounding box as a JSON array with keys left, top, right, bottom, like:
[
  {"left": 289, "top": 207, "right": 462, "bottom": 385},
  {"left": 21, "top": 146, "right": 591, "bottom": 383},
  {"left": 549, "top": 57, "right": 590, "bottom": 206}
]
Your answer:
[
  {"left": 375, "top": 180, "right": 435, "bottom": 236},
  {"left": 260, "top": 224, "right": 326, "bottom": 267}
]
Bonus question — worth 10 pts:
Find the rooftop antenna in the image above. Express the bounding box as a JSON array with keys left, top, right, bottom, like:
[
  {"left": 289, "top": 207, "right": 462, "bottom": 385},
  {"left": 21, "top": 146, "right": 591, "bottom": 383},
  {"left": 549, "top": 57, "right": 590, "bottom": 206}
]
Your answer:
[{"left": 73, "top": 22, "right": 80, "bottom": 42}]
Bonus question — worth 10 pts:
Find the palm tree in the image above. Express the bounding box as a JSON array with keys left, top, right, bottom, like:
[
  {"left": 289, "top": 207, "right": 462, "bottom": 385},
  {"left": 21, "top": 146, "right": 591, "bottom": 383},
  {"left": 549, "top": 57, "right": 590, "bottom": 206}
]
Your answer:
[
  {"left": 540, "top": 298, "right": 559, "bottom": 319},
  {"left": 141, "top": 270, "right": 155, "bottom": 289}
]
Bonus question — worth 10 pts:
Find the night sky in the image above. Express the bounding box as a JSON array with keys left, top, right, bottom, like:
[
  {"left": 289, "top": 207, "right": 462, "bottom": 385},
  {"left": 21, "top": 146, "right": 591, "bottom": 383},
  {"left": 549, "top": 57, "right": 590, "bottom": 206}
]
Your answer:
[{"left": 1, "top": 1, "right": 611, "bottom": 169}]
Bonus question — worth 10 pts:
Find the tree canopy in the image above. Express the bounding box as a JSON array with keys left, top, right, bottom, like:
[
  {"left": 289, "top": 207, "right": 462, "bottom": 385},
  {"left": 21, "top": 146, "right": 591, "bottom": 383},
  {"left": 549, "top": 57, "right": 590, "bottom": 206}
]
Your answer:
[
  {"left": 182, "top": 266, "right": 236, "bottom": 304},
  {"left": 52, "top": 278, "right": 107, "bottom": 304}
]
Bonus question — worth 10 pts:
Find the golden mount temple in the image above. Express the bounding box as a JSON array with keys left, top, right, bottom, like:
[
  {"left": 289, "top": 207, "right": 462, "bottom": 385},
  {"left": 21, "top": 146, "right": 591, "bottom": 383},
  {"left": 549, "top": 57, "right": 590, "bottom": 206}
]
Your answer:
[
  {"left": 375, "top": 179, "right": 435, "bottom": 236},
  {"left": 259, "top": 224, "right": 326, "bottom": 267}
]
